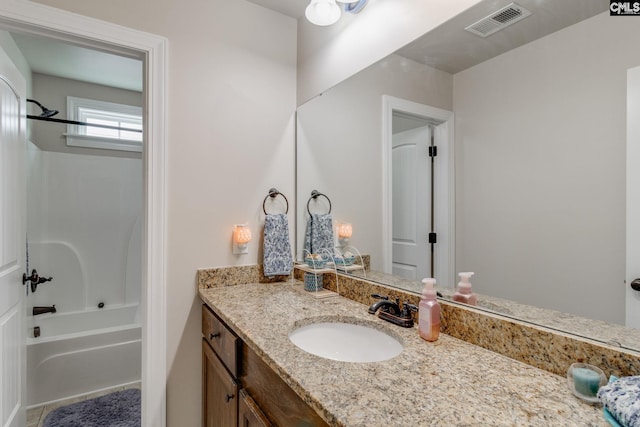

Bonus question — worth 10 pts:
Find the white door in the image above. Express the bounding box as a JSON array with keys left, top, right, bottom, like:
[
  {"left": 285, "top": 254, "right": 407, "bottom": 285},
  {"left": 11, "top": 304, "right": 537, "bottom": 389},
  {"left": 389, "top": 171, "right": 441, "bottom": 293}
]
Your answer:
[
  {"left": 0, "top": 48, "right": 26, "bottom": 427},
  {"left": 627, "top": 66, "right": 640, "bottom": 329},
  {"left": 392, "top": 126, "right": 431, "bottom": 280}
]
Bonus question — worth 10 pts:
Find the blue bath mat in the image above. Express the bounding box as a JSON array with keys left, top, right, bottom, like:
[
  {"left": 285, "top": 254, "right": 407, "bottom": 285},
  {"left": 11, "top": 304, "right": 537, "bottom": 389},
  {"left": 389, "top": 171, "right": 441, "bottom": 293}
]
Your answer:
[{"left": 43, "top": 388, "right": 141, "bottom": 427}]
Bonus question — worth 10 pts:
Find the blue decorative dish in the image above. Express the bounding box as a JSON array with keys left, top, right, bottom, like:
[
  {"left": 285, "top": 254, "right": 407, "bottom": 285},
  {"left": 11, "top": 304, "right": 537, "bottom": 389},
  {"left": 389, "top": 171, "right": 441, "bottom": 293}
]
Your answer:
[
  {"left": 305, "top": 256, "right": 327, "bottom": 269},
  {"left": 334, "top": 255, "right": 356, "bottom": 267}
]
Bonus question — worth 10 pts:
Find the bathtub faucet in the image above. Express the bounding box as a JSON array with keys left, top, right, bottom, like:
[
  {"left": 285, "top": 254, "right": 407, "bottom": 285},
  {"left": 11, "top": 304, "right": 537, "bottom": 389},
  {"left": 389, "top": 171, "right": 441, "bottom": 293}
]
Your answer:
[{"left": 33, "top": 305, "right": 56, "bottom": 316}]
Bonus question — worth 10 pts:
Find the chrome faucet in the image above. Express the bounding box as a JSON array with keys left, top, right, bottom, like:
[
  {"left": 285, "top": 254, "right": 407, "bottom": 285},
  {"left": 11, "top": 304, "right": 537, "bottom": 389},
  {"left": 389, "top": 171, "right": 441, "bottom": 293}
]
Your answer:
[
  {"left": 368, "top": 294, "right": 416, "bottom": 328},
  {"left": 33, "top": 305, "right": 56, "bottom": 316}
]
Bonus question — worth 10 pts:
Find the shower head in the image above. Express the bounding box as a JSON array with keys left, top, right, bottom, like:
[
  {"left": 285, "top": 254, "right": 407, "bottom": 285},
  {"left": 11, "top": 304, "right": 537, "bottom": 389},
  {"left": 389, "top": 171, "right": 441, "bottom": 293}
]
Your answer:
[
  {"left": 27, "top": 99, "right": 59, "bottom": 118},
  {"left": 39, "top": 107, "right": 59, "bottom": 118}
]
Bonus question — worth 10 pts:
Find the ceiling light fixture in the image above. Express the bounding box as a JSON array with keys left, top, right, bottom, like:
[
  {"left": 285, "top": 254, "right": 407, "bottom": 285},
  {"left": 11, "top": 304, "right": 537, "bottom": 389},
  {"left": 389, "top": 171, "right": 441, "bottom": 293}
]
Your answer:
[
  {"left": 340, "top": 0, "right": 368, "bottom": 14},
  {"left": 305, "top": 0, "right": 341, "bottom": 26},
  {"left": 305, "top": 0, "right": 369, "bottom": 27}
]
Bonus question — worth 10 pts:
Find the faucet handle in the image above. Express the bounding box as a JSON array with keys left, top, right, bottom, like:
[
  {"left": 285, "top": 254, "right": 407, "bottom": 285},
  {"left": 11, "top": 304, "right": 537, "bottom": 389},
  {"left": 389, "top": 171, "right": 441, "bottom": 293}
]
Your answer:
[
  {"left": 404, "top": 303, "right": 418, "bottom": 312},
  {"left": 401, "top": 303, "right": 418, "bottom": 319},
  {"left": 370, "top": 293, "right": 389, "bottom": 301}
]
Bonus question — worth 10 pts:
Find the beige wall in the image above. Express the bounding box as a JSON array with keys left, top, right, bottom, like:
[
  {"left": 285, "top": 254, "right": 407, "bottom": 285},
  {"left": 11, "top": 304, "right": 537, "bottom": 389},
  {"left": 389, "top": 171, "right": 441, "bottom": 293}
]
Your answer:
[
  {"left": 29, "top": 1, "right": 297, "bottom": 426},
  {"left": 296, "top": 54, "right": 452, "bottom": 269},
  {"left": 296, "top": 0, "right": 482, "bottom": 105},
  {"left": 453, "top": 12, "right": 640, "bottom": 324},
  {"left": 30, "top": 73, "right": 142, "bottom": 158}
]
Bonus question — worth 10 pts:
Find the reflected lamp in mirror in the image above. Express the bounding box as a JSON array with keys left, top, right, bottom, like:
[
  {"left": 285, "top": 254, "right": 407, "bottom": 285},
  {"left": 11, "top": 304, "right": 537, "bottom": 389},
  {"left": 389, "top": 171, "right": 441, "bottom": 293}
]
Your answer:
[
  {"left": 233, "top": 224, "right": 251, "bottom": 254},
  {"left": 337, "top": 222, "right": 353, "bottom": 246},
  {"left": 305, "top": 0, "right": 368, "bottom": 26}
]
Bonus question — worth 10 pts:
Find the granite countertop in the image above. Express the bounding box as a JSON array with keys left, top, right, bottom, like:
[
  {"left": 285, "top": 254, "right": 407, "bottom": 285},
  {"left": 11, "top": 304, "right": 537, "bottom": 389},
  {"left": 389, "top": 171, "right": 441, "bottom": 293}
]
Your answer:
[{"left": 199, "top": 282, "right": 607, "bottom": 427}]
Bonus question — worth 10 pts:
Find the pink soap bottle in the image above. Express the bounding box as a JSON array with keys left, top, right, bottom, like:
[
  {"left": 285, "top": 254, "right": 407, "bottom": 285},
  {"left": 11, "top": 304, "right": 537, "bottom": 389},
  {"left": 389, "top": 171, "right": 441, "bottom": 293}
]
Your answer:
[
  {"left": 452, "top": 272, "right": 477, "bottom": 306},
  {"left": 419, "top": 278, "right": 440, "bottom": 342}
]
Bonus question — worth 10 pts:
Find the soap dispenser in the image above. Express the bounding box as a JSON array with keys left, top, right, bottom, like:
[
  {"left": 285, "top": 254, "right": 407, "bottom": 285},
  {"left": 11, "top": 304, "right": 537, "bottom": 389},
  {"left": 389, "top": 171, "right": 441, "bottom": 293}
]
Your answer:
[
  {"left": 418, "top": 278, "right": 440, "bottom": 342},
  {"left": 452, "top": 272, "right": 477, "bottom": 306}
]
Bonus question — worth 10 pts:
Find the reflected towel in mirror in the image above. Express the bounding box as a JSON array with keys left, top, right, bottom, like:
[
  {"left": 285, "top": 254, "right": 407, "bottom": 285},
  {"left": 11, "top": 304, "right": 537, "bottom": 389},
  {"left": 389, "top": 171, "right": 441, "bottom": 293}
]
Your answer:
[
  {"left": 304, "top": 213, "right": 334, "bottom": 256},
  {"left": 263, "top": 213, "right": 293, "bottom": 276}
]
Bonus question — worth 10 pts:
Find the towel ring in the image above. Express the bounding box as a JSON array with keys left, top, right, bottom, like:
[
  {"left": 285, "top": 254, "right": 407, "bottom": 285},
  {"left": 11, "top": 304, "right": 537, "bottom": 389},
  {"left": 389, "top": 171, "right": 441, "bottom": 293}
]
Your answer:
[
  {"left": 306, "top": 190, "right": 332, "bottom": 216},
  {"left": 263, "top": 188, "right": 289, "bottom": 215}
]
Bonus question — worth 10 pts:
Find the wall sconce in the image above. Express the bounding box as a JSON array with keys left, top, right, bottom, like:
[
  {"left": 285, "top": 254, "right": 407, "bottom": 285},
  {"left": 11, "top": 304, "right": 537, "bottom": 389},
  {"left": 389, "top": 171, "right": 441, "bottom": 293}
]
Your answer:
[
  {"left": 337, "top": 223, "right": 353, "bottom": 246},
  {"left": 305, "top": 0, "right": 369, "bottom": 27},
  {"left": 233, "top": 224, "right": 252, "bottom": 254}
]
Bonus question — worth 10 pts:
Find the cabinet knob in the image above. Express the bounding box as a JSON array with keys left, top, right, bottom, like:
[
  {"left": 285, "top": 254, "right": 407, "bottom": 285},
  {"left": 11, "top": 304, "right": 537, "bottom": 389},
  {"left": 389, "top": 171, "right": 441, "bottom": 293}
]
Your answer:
[
  {"left": 225, "top": 393, "right": 234, "bottom": 403},
  {"left": 631, "top": 279, "right": 640, "bottom": 292},
  {"left": 209, "top": 332, "right": 221, "bottom": 340}
]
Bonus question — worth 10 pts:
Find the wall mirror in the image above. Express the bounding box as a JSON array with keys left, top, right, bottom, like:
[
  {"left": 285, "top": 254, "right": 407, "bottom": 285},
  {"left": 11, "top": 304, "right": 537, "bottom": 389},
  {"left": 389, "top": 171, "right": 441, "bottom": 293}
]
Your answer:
[{"left": 296, "top": 0, "right": 640, "bottom": 352}]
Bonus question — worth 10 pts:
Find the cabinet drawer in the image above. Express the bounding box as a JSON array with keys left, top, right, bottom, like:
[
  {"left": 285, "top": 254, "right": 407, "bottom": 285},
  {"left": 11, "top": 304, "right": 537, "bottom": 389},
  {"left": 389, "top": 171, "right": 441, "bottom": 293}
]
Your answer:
[
  {"left": 241, "top": 344, "right": 330, "bottom": 427},
  {"left": 202, "top": 304, "right": 240, "bottom": 377}
]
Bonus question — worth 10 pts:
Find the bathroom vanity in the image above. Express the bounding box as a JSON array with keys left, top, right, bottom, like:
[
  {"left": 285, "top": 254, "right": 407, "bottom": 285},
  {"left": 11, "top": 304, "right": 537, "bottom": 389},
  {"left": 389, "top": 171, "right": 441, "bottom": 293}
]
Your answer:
[
  {"left": 202, "top": 301, "right": 328, "bottom": 427},
  {"left": 199, "top": 280, "right": 608, "bottom": 426}
]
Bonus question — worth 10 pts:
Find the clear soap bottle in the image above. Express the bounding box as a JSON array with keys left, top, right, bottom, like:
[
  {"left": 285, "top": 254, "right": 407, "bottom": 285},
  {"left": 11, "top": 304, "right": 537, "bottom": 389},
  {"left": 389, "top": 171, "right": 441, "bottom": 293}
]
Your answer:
[
  {"left": 452, "top": 272, "right": 477, "bottom": 306},
  {"left": 419, "top": 278, "right": 440, "bottom": 342}
]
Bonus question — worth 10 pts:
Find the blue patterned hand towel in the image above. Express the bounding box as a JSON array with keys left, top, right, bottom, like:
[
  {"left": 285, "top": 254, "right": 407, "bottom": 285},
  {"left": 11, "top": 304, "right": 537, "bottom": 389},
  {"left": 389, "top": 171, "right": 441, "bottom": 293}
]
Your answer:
[
  {"left": 598, "top": 375, "right": 640, "bottom": 427},
  {"left": 303, "top": 213, "right": 334, "bottom": 257},
  {"left": 263, "top": 213, "right": 293, "bottom": 277}
]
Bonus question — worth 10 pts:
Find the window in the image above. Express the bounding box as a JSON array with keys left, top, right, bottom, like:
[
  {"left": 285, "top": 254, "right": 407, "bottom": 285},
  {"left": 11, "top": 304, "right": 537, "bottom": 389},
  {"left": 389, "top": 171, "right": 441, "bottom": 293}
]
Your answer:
[{"left": 65, "top": 96, "right": 143, "bottom": 152}]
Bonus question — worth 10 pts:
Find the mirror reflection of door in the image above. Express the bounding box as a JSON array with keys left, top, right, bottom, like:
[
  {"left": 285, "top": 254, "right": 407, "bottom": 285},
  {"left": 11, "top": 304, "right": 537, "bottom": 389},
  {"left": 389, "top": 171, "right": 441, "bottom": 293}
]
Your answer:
[{"left": 392, "top": 115, "right": 433, "bottom": 280}]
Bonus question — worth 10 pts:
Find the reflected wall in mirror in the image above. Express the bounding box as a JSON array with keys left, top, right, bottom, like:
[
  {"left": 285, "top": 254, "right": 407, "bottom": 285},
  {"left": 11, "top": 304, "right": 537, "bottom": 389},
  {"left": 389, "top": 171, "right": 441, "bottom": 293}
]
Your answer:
[
  {"left": 296, "top": 53, "right": 452, "bottom": 266},
  {"left": 296, "top": 4, "right": 640, "bottom": 351}
]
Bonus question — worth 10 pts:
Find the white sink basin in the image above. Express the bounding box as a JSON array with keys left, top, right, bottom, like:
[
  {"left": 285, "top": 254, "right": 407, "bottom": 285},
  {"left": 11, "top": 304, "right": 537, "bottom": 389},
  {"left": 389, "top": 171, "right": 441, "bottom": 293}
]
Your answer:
[{"left": 288, "top": 321, "right": 403, "bottom": 363}]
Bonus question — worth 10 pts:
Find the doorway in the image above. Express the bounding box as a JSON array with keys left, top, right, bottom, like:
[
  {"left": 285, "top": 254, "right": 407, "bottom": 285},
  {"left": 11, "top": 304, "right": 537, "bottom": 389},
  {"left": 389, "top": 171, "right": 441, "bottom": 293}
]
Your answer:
[{"left": 0, "top": 1, "right": 167, "bottom": 425}]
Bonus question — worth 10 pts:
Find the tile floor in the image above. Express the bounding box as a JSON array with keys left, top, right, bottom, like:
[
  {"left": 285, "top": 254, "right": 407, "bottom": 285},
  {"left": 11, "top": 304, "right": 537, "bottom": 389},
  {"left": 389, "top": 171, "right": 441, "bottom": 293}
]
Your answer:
[{"left": 26, "top": 382, "right": 142, "bottom": 427}]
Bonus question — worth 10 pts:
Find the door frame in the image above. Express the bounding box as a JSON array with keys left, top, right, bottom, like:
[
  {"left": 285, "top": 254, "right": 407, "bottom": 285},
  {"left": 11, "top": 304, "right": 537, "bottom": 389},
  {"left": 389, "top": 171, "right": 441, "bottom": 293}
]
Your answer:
[
  {"left": 0, "top": 1, "right": 168, "bottom": 426},
  {"left": 627, "top": 65, "right": 640, "bottom": 328},
  {"left": 382, "top": 95, "right": 454, "bottom": 288}
]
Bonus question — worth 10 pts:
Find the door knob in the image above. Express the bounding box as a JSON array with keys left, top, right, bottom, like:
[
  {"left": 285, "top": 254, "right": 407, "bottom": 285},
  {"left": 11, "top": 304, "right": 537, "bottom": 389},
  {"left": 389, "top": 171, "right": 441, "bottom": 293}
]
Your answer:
[
  {"left": 23, "top": 269, "right": 38, "bottom": 285},
  {"left": 22, "top": 269, "right": 53, "bottom": 293},
  {"left": 631, "top": 279, "right": 640, "bottom": 292}
]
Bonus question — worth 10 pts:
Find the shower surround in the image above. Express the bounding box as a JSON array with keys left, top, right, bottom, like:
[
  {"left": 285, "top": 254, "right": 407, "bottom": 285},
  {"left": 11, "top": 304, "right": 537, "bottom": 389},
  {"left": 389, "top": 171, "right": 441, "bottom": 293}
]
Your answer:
[{"left": 26, "top": 142, "right": 142, "bottom": 405}]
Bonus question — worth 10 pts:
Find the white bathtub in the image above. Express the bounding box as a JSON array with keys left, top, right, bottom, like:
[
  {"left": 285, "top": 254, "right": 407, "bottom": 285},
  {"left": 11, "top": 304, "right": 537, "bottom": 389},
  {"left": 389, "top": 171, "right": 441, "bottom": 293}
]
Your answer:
[{"left": 27, "top": 304, "right": 142, "bottom": 407}]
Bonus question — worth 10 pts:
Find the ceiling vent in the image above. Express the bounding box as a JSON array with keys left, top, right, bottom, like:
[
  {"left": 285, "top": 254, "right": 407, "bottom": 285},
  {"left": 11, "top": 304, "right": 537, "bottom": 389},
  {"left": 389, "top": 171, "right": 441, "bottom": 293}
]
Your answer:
[{"left": 465, "top": 3, "right": 532, "bottom": 38}]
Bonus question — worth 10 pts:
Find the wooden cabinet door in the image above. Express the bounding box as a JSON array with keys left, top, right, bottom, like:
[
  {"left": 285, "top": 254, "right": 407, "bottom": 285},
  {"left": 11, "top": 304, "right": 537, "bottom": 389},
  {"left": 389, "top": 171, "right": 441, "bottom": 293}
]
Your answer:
[
  {"left": 203, "top": 339, "right": 238, "bottom": 427},
  {"left": 241, "top": 345, "right": 330, "bottom": 427},
  {"left": 239, "top": 390, "right": 272, "bottom": 427}
]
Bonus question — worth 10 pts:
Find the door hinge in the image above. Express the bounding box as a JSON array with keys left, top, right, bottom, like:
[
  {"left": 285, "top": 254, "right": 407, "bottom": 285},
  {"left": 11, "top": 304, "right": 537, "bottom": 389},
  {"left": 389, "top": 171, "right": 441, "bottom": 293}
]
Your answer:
[
  {"left": 428, "top": 146, "right": 438, "bottom": 157},
  {"left": 428, "top": 232, "right": 437, "bottom": 244}
]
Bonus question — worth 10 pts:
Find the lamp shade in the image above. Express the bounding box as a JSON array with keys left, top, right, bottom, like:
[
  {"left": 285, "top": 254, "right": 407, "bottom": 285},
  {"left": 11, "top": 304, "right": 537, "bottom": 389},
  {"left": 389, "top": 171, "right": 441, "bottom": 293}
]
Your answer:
[
  {"left": 305, "top": 0, "right": 341, "bottom": 26},
  {"left": 233, "top": 224, "right": 252, "bottom": 245},
  {"left": 337, "top": 223, "right": 352, "bottom": 239}
]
